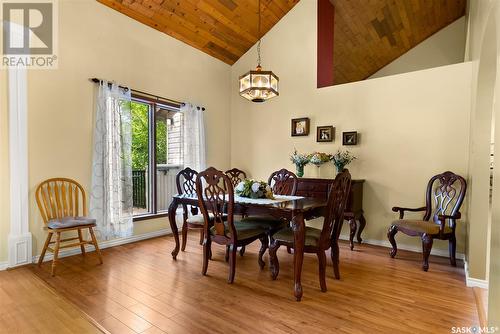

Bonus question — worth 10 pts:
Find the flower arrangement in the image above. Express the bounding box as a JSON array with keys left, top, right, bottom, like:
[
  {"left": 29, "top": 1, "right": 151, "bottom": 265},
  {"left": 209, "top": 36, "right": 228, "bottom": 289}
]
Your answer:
[
  {"left": 309, "top": 152, "right": 332, "bottom": 167},
  {"left": 235, "top": 179, "right": 274, "bottom": 199},
  {"left": 331, "top": 149, "right": 356, "bottom": 172},
  {"left": 290, "top": 149, "right": 310, "bottom": 177}
]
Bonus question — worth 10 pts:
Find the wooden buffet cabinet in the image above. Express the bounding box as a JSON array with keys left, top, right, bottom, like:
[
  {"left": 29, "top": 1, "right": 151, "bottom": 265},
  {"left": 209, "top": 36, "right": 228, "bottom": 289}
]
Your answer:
[{"left": 294, "top": 178, "right": 366, "bottom": 250}]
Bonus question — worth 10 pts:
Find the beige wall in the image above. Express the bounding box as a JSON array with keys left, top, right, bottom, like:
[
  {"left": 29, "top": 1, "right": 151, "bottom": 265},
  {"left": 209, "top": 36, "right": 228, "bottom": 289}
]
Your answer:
[
  {"left": 370, "top": 16, "right": 466, "bottom": 79},
  {"left": 0, "top": 69, "right": 8, "bottom": 265},
  {"left": 467, "top": 0, "right": 500, "bottom": 326},
  {"left": 230, "top": 0, "right": 472, "bottom": 254},
  {"left": 25, "top": 0, "right": 231, "bottom": 257}
]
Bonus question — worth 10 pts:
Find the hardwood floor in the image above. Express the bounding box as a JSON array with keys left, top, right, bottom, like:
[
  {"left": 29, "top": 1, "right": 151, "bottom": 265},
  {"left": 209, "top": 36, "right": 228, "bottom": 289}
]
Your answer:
[
  {"left": 30, "top": 232, "right": 478, "bottom": 334},
  {"left": 0, "top": 267, "right": 105, "bottom": 333}
]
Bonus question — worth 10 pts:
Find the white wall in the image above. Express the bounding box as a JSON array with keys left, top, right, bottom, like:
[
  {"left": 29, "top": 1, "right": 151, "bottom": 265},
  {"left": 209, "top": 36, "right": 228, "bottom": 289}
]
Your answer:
[
  {"left": 230, "top": 0, "right": 472, "bottom": 255},
  {"left": 0, "top": 69, "right": 8, "bottom": 267},
  {"left": 370, "top": 17, "right": 466, "bottom": 79}
]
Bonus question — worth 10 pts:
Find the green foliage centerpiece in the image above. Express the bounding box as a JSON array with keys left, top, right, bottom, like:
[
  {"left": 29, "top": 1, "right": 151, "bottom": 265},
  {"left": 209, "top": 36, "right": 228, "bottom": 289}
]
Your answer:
[
  {"left": 290, "top": 149, "right": 310, "bottom": 177},
  {"left": 235, "top": 179, "right": 274, "bottom": 199}
]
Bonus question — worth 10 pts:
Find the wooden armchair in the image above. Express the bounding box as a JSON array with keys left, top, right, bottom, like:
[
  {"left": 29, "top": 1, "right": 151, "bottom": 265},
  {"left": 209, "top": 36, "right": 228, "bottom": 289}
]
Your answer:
[
  {"left": 269, "top": 170, "right": 352, "bottom": 292},
  {"left": 196, "top": 167, "right": 270, "bottom": 283},
  {"left": 387, "top": 171, "right": 467, "bottom": 271},
  {"left": 35, "top": 178, "right": 103, "bottom": 276}
]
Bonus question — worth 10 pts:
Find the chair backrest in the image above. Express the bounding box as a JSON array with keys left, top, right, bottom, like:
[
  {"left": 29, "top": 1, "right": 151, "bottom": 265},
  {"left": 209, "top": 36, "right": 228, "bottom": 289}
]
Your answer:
[
  {"left": 176, "top": 167, "right": 198, "bottom": 196},
  {"left": 320, "top": 170, "right": 352, "bottom": 248},
  {"left": 423, "top": 171, "right": 467, "bottom": 227},
  {"left": 35, "top": 178, "right": 87, "bottom": 224},
  {"left": 225, "top": 168, "right": 247, "bottom": 187},
  {"left": 268, "top": 168, "right": 298, "bottom": 195},
  {"left": 196, "top": 167, "right": 236, "bottom": 242}
]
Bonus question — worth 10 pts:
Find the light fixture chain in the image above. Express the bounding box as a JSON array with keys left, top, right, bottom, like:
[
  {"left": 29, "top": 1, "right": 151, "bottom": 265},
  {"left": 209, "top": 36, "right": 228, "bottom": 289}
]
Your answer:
[{"left": 257, "top": 0, "right": 261, "bottom": 67}]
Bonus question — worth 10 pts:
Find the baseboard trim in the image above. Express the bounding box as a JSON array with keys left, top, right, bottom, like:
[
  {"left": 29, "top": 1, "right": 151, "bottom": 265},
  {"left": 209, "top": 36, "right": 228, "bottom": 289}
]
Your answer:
[
  {"left": 464, "top": 261, "right": 489, "bottom": 289},
  {"left": 32, "top": 228, "right": 173, "bottom": 264},
  {"left": 0, "top": 261, "right": 9, "bottom": 271},
  {"left": 338, "top": 235, "right": 465, "bottom": 260}
]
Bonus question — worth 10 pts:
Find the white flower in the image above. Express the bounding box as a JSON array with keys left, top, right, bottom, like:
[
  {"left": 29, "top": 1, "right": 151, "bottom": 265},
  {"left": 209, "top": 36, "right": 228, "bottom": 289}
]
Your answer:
[
  {"left": 235, "top": 182, "right": 245, "bottom": 192},
  {"left": 251, "top": 182, "right": 261, "bottom": 193}
]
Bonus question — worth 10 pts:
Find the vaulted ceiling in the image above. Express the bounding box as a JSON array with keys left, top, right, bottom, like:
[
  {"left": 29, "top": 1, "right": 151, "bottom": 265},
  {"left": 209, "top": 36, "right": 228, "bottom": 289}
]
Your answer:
[
  {"left": 98, "top": 0, "right": 466, "bottom": 84},
  {"left": 97, "top": 0, "right": 300, "bottom": 65},
  {"left": 332, "top": 0, "right": 466, "bottom": 85}
]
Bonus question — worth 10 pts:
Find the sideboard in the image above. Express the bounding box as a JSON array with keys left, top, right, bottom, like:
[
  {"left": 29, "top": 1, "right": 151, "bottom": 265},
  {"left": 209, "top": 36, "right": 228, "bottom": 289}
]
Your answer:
[{"left": 292, "top": 178, "right": 366, "bottom": 250}]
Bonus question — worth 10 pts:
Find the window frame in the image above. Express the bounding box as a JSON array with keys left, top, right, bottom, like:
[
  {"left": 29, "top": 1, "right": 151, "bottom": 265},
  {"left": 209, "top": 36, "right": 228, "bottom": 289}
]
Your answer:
[{"left": 131, "top": 93, "right": 182, "bottom": 221}]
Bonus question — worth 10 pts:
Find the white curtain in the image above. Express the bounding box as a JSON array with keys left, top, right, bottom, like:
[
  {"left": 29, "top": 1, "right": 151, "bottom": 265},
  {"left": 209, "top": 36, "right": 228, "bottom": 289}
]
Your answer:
[
  {"left": 181, "top": 103, "right": 206, "bottom": 171},
  {"left": 90, "top": 81, "right": 133, "bottom": 240}
]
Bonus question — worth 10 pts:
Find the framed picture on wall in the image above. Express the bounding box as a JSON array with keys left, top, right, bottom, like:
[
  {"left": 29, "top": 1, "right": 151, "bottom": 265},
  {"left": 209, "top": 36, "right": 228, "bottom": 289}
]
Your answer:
[
  {"left": 291, "top": 118, "right": 310, "bottom": 136},
  {"left": 342, "top": 131, "right": 358, "bottom": 145},
  {"left": 316, "top": 126, "right": 334, "bottom": 142}
]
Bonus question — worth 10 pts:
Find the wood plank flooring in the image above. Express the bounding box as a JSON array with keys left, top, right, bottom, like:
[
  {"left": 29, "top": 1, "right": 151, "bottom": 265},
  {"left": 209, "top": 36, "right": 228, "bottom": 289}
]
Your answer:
[
  {"left": 0, "top": 267, "right": 105, "bottom": 333},
  {"left": 30, "top": 232, "right": 478, "bottom": 334}
]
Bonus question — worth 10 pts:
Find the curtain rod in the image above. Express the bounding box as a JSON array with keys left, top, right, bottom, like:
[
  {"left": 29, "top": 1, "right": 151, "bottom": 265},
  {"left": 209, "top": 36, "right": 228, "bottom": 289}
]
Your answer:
[{"left": 90, "top": 78, "right": 194, "bottom": 109}]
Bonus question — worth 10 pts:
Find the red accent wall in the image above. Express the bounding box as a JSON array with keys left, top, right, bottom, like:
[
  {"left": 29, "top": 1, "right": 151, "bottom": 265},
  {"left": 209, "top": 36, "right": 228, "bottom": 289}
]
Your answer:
[{"left": 317, "top": 0, "right": 335, "bottom": 88}]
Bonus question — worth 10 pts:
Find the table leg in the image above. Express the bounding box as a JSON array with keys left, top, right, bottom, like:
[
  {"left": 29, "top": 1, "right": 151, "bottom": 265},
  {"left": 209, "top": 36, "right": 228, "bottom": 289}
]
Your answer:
[
  {"left": 357, "top": 214, "right": 366, "bottom": 244},
  {"left": 349, "top": 219, "right": 357, "bottom": 251},
  {"left": 168, "top": 198, "right": 180, "bottom": 260},
  {"left": 292, "top": 212, "right": 305, "bottom": 301}
]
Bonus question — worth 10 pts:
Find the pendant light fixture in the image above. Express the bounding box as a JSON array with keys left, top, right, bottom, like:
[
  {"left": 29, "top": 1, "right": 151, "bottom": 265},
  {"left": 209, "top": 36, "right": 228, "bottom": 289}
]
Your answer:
[{"left": 239, "top": 0, "right": 279, "bottom": 102}]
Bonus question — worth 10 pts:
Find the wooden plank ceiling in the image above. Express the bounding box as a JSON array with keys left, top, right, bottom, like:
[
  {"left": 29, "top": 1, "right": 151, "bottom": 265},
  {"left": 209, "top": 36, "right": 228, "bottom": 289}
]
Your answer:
[
  {"left": 97, "top": 0, "right": 300, "bottom": 65},
  {"left": 332, "top": 0, "right": 466, "bottom": 85}
]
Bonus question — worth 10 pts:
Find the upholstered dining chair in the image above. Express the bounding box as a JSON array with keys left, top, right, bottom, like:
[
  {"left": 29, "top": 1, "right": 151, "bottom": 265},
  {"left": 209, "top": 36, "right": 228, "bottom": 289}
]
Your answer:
[
  {"left": 269, "top": 169, "right": 352, "bottom": 292},
  {"left": 35, "top": 178, "right": 103, "bottom": 276},
  {"left": 387, "top": 171, "right": 467, "bottom": 271},
  {"left": 176, "top": 167, "right": 206, "bottom": 251},
  {"left": 225, "top": 168, "right": 247, "bottom": 187},
  {"left": 196, "top": 167, "right": 270, "bottom": 283}
]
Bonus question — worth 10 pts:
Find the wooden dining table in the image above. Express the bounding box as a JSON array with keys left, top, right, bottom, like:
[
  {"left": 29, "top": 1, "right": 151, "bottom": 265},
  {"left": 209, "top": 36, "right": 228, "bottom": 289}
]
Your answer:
[{"left": 167, "top": 193, "right": 328, "bottom": 301}]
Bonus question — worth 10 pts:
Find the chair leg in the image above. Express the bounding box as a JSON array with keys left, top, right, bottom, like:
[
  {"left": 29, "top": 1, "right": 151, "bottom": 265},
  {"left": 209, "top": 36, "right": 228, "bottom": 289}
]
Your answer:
[
  {"left": 181, "top": 222, "right": 188, "bottom": 251},
  {"left": 225, "top": 245, "right": 230, "bottom": 262},
  {"left": 317, "top": 250, "right": 327, "bottom": 292},
  {"left": 387, "top": 225, "right": 398, "bottom": 258},
  {"left": 51, "top": 232, "right": 61, "bottom": 277},
  {"left": 449, "top": 236, "right": 457, "bottom": 267},
  {"left": 239, "top": 246, "right": 246, "bottom": 257},
  {"left": 228, "top": 244, "right": 237, "bottom": 284},
  {"left": 38, "top": 232, "right": 53, "bottom": 267},
  {"left": 202, "top": 237, "right": 211, "bottom": 276},
  {"left": 89, "top": 227, "right": 103, "bottom": 264},
  {"left": 78, "top": 229, "right": 86, "bottom": 257},
  {"left": 199, "top": 229, "right": 204, "bottom": 245},
  {"left": 421, "top": 233, "right": 433, "bottom": 272},
  {"left": 331, "top": 241, "right": 340, "bottom": 280},
  {"left": 269, "top": 241, "right": 280, "bottom": 280},
  {"left": 258, "top": 235, "right": 269, "bottom": 269}
]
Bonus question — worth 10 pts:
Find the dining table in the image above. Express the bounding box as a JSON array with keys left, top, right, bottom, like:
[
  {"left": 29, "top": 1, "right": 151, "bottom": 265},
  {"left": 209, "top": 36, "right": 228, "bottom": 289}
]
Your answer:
[{"left": 167, "top": 193, "right": 329, "bottom": 301}]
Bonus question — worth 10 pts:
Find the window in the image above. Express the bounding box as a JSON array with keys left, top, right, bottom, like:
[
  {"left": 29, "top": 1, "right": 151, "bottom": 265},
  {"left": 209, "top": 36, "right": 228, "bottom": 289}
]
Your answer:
[{"left": 131, "top": 95, "right": 183, "bottom": 219}]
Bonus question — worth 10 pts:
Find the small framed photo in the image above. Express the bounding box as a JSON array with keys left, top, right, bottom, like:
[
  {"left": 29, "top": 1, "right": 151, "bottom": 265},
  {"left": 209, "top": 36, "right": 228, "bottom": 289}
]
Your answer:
[
  {"left": 342, "top": 131, "right": 358, "bottom": 145},
  {"left": 291, "top": 118, "right": 310, "bottom": 137},
  {"left": 316, "top": 126, "right": 334, "bottom": 142}
]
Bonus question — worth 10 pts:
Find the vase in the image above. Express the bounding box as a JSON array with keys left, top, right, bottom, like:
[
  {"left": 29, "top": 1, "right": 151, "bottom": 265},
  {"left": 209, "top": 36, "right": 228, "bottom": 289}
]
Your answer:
[
  {"left": 335, "top": 164, "right": 345, "bottom": 174},
  {"left": 296, "top": 164, "right": 304, "bottom": 177}
]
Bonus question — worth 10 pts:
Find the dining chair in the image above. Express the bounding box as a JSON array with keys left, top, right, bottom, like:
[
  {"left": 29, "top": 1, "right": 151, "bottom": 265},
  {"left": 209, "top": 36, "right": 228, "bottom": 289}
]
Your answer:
[
  {"left": 176, "top": 167, "right": 206, "bottom": 251},
  {"left": 269, "top": 169, "right": 352, "bottom": 292},
  {"left": 225, "top": 168, "right": 247, "bottom": 187},
  {"left": 35, "top": 178, "right": 103, "bottom": 276},
  {"left": 268, "top": 168, "right": 298, "bottom": 196},
  {"left": 196, "top": 167, "right": 270, "bottom": 283},
  {"left": 387, "top": 171, "right": 467, "bottom": 271}
]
